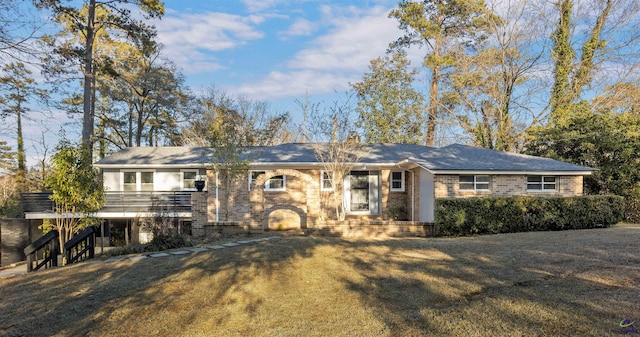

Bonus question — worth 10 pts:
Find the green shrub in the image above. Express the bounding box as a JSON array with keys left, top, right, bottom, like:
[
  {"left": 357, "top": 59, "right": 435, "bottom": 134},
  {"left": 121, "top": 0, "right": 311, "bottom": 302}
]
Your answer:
[
  {"left": 387, "top": 204, "right": 407, "bottom": 220},
  {"left": 435, "top": 195, "right": 624, "bottom": 236},
  {"left": 102, "top": 235, "right": 192, "bottom": 257},
  {"left": 146, "top": 233, "right": 192, "bottom": 252},
  {"left": 624, "top": 195, "right": 640, "bottom": 223}
]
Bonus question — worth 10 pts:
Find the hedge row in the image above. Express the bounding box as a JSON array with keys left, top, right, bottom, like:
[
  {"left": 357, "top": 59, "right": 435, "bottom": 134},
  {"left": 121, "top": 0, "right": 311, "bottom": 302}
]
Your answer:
[
  {"left": 434, "top": 195, "right": 624, "bottom": 236},
  {"left": 624, "top": 195, "right": 640, "bottom": 223}
]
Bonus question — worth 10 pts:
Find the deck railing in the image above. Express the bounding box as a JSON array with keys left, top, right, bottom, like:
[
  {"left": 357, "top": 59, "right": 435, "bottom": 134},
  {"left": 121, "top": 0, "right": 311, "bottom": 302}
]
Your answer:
[
  {"left": 22, "top": 191, "right": 193, "bottom": 214},
  {"left": 102, "top": 192, "right": 192, "bottom": 212},
  {"left": 21, "top": 192, "right": 54, "bottom": 212}
]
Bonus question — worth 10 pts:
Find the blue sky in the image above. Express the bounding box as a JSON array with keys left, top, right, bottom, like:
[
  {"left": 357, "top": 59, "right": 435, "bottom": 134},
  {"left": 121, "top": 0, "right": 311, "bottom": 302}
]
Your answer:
[
  {"left": 5, "top": 0, "right": 417, "bottom": 167},
  {"left": 150, "top": 0, "right": 409, "bottom": 113}
]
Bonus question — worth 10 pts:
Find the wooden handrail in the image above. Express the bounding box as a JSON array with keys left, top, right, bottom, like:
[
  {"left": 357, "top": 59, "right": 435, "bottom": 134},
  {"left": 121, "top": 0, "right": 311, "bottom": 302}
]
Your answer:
[
  {"left": 64, "top": 226, "right": 96, "bottom": 265},
  {"left": 23, "top": 230, "right": 59, "bottom": 272}
]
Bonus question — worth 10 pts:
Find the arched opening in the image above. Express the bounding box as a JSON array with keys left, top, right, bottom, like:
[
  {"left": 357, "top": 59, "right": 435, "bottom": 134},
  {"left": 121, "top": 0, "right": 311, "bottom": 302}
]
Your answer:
[{"left": 266, "top": 206, "right": 307, "bottom": 230}]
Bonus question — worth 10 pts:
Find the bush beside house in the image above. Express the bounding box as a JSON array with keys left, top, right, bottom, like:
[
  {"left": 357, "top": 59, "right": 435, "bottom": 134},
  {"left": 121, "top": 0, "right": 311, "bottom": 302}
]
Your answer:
[{"left": 435, "top": 195, "right": 624, "bottom": 236}]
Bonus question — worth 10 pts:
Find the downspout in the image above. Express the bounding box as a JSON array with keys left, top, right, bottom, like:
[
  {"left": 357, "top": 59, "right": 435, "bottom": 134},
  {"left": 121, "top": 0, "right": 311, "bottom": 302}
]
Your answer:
[{"left": 215, "top": 172, "right": 219, "bottom": 222}]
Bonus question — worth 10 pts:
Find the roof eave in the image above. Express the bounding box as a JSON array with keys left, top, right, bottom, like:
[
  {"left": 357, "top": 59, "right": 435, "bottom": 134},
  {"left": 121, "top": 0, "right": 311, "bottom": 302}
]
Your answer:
[
  {"left": 96, "top": 161, "right": 405, "bottom": 169},
  {"left": 95, "top": 164, "right": 208, "bottom": 169},
  {"left": 428, "top": 170, "right": 594, "bottom": 175}
]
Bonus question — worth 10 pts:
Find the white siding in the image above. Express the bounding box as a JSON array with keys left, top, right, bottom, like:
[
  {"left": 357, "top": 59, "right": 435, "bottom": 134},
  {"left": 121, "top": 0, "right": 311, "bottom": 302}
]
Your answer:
[
  {"left": 419, "top": 170, "right": 435, "bottom": 222},
  {"left": 103, "top": 169, "right": 120, "bottom": 192},
  {"left": 102, "top": 168, "right": 205, "bottom": 192}
]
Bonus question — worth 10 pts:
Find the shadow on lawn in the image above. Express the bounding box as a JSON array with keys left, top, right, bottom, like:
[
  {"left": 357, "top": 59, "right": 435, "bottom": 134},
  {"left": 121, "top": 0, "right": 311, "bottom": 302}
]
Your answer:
[
  {"left": 0, "top": 235, "right": 322, "bottom": 337},
  {"left": 0, "top": 226, "right": 638, "bottom": 336},
  {"left": 332, "top": 226, "right": 640, "bottom": 336}
]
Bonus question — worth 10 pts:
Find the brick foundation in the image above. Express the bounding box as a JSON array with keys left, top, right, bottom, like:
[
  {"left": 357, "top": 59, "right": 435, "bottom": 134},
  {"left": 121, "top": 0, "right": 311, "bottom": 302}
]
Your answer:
[{"left": 309, "top": 220, "right": 437, "bottom": 238}]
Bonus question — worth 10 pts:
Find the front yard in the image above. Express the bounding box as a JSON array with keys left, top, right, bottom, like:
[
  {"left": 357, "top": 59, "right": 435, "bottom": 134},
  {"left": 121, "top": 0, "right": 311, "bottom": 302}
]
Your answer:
[{"left": 0, "top": 224, "right": 638, "bottom": 336}]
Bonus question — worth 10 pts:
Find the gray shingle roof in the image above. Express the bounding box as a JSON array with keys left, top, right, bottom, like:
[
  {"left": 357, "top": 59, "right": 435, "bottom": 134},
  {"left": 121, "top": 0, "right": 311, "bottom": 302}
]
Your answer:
[
  {"left": 409, "top": 144, "right": 594, "bottom": 172},
  {"left": 94, "top": 143, "right": 595, "bottom": 173},
  {"left": 94, "top": 146, "right": 212, "bottom": 166}
]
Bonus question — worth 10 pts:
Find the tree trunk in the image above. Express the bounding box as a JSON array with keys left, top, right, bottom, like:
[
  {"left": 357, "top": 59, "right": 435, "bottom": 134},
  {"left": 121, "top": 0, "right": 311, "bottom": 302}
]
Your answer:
[
  {"left": 136, "top": 103, "right": 144, "bottom": 147},
  {"left": 16, "top": 105, "right": 25, "bottom": 175},
  {"left": 426, "top": 34, "right": 442, "bottom": 147},
  {"left": 128, "top": 105, "right": 134, "bottom": 147},
  {"left": 549, "top": 0, "right": 574, "bottom": 123},
  {"left": 82, "top": 0, "right": 96, "bottom": 150},
  {"left": 569, "top": 0, "right": 611, "bottom": 101},
  {"left": 427, "top": 67, "right": 439, "bottom": 147}
]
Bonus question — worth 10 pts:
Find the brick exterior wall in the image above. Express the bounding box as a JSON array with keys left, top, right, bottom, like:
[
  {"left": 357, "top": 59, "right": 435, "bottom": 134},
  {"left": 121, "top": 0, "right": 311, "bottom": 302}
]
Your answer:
[
  {"left": 434, "top": 174, "right": 584, "bottom": 198},
  {"left": 381, "top": 169, "right": 410, "bottom": 220},
  {"left": 201, "top": 168, "right": 412, "bottom": 232},
  {"left": 311, "top": 220, "right": 437, "bottom": 237},
  {"left": 191, "top": 169, "right": 585, "bottom": 238},
  {"left": 190, "top": 192, "right": 208, "bottom": 237}
]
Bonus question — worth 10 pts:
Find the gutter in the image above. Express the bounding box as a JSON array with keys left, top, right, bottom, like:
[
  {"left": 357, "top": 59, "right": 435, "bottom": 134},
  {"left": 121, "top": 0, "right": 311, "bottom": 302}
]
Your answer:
[{"left": 399, "top": 158, "right": 595, "bottom": 176}]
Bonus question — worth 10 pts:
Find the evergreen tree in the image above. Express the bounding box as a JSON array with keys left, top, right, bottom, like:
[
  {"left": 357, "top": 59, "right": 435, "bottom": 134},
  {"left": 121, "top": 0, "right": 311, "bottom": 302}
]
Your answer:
[
  {"left": 0, "top": 62, "right": 47, "bottom": 182},
  {"left": 352, "top": 51, "right": 425, "bottom": 144}
]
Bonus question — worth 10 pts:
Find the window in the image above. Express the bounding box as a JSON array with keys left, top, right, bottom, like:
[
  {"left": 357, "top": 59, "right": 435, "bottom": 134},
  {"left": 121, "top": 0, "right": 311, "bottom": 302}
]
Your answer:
[
  {"left": 182, "top": 170, "right": 198, "bottom": 190},
  {"left": 321, "top": 171, "right": 333, "bottom": 191},
  {"left": 122, "top": 171, "right": 154, "bottom": 192},
  {"left": 459, "top": 175, "right": 490, "bottom": 191},
  {"left": 249, "top": 171, "right": 265, "bottom": 189},
  {"left": 249, "top": 171, "right": 286, "bottom": 191},
  {"left": 527, "top": 176, "right": 557, "bottom": 191},
  {"left": 390, "top": 171, "right": 404, "bottom": 192},
  {"left": 266, "top": 175, "right": 285, "bottom": 191},
  {"left": 123, "top": 172, "right": 137, "bottom": 192},
  {"left": 141, "top": 172, "right": 154, "bottom": 191}
]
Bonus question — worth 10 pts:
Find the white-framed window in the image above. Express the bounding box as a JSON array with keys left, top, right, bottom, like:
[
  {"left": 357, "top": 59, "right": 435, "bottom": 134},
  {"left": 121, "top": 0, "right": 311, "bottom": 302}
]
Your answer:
[
  {"left": 123, "top": 171, "right": 137, "bottom": 192},
  {"left": 390, "top": 171, "right": 405, "bottom": 192},
  {"left": 266, "top": 175, "right": 285, "bottom": 191},
  {"left": 321, "top": 171, "right": 333, "bottom": 191},
  {"left": 181, "top": 170, "right": 198, "bottom": 190},
  {"left": 527, "top": 176, "right": 557, "bottom": 191},
  {"left": 459, "top": 175, "right": 490, "bottom": 191},
  {"left": 249, "top": 170, "right": 286, "bottom": 191},
  {"left": 121, "top": 170, "right": 155, "bottom": 192}
]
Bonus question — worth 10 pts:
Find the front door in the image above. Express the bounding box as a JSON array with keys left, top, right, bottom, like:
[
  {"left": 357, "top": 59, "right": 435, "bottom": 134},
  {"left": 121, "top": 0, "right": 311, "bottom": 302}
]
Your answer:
[{"left": 345, "top": 170, "right": 380, "bottom": 214}]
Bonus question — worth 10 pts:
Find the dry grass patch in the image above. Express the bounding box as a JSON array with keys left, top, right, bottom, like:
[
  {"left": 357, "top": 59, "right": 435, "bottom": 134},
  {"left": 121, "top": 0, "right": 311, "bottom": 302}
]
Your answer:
[{"left": 1, "top": 224, "right": 639, "bottom": 336}]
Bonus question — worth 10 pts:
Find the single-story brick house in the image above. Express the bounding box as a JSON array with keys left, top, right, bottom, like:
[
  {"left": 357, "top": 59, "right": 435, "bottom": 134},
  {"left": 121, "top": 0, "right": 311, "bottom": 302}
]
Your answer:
[{"left": 83, "top": 142, "right": 594, "bottom": 238}]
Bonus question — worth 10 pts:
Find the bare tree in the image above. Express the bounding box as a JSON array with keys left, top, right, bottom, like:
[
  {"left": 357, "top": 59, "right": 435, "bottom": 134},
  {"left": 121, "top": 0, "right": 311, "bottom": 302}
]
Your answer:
[
  {"left": 0, "top": 0, "right": 43, "bottom": 63},
  {"left": 303, "top": 94, "right": 362, "bottom": 221},
  {"left": 180, "top": 86, "right": 294, "bottom": 147},
  {"left": 449, "top": 0, "right": 547, "bottom": 151}
]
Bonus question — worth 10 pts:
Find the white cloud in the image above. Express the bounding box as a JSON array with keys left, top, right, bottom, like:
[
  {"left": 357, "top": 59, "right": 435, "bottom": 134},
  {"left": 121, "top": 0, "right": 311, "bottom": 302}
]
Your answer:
[
  {"left": 233, "top": 69, "right": 355, "bottom": 99},
  {"left": 280, "top": 18, "right": 316, "bottom": 38},
  {"left": 154, "top": 11, "right": 265, "bottom": 74},
  {"left": 233, "top": 5, "right": 405, "bottom": 99},
  {"left": 241, "top": 0, "right": 280, "bottom": 13}
]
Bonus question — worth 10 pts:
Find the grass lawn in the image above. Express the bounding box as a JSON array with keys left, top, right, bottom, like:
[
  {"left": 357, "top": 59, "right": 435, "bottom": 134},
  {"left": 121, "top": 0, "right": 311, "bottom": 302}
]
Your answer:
[{"left": 1, "top": 224, "right": 639, "bottom": 337}]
